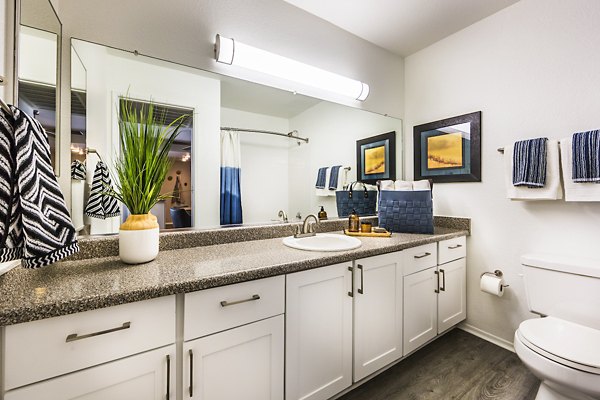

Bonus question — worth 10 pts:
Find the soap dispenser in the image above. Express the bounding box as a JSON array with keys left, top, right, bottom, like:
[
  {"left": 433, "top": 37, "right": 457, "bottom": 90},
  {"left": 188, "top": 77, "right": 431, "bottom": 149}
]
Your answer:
[
  {"left": 348, "top": 209, "right": 360, "bottom": 232},
  {"left": 318, "top": 206, "right": 328, "bottom": 220}
]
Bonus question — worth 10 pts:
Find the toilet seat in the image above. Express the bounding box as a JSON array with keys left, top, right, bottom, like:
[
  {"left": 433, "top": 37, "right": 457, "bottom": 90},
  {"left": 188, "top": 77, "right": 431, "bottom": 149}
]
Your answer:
[{"left": 518, "top": 317, "right": 600, "bottom": 375}]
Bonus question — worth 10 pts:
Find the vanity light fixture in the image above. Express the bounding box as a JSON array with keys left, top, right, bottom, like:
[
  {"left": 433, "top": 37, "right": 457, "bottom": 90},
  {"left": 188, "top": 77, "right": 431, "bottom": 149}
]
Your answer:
[{"left": 214, "top": 34, "right": 370, "bottom": 101}]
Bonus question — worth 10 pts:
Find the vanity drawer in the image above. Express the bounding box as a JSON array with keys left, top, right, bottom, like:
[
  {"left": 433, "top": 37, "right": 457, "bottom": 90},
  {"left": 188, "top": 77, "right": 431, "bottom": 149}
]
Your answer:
[
  {"left": 438, "top": 236, "right": 466, "bottom": 265},
  {"left": 184, "top": 275, "right": 284, "bottom": 341},
  {"left": 4, "top": 295, "right": 176, "bottom": 390},
  {"left": 403, "top": 243, "right": 438, "bottom": 276}
]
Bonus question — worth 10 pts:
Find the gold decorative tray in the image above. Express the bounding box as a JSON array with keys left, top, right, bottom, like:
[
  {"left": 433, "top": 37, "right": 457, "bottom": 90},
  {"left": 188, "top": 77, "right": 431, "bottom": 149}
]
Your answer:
[{"left": 344, "top": 229, "right": 392, "bottom": 238}]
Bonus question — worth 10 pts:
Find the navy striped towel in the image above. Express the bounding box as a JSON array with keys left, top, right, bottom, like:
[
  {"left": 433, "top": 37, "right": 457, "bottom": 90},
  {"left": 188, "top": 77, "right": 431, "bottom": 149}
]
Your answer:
[
  {"left": 572, "top": 130, "right": 600, "bottom": 183},
  {"left": 315, "top": 167, "right": 327, "bottom": 189},
  {"left": 513, "top": 137, "right": 548, "bottom": 188},
  {"left": 328, "top": 165, "right": 342, "bottom": 190}
]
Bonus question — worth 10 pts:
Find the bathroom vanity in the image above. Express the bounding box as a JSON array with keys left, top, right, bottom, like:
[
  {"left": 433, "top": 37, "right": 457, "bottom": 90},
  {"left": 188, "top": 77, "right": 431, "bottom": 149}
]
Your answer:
[{"left": 0, "top": 222, "right": 468, "bottom": 400}]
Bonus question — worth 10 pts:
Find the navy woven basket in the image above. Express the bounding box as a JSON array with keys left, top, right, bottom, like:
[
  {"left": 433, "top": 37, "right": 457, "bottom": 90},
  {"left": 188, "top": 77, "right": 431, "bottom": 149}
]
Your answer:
[
  {"left": 335, "top": 182, "right": 378, "bottom": 218},
  {"left": 378, "top": 190, "right": 433, "bottom": 234}
]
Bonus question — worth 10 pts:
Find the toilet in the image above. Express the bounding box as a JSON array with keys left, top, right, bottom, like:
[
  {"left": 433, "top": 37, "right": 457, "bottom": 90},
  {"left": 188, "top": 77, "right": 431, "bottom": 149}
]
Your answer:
[{"left": 515, "top": 254, "right": 600, "bottom": 400}]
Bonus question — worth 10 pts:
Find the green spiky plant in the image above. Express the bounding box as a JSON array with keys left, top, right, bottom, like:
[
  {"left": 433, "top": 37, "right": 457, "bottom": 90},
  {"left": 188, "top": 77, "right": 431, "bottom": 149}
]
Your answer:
[{"left": 108, "top": 97, "right": 189, "bottom": 215}]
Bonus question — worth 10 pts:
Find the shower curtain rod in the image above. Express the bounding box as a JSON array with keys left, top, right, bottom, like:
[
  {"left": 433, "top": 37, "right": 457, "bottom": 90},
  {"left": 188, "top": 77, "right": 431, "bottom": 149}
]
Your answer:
[{"left": 221, "top": 126, "right": 309, "bottom": 144}]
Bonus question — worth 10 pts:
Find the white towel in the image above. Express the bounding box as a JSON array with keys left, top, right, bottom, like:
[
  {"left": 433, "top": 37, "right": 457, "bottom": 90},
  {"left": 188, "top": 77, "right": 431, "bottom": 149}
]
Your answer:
[
  {"left": 504, "top": 140, "right": 562, "bottom": 200},
  {"left": 394, "top": 180, "right": 413, "bottom": 191},
  {"left": 561, "top": 137, "right": 600, "bottom": 201},
  {"left": 412, "top": 180, "right": 431, "bottom": 191}
]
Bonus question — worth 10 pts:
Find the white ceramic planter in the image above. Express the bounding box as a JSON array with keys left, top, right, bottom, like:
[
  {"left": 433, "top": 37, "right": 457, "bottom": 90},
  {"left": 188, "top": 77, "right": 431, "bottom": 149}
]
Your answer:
[{"left": 119, "top": 227, "right": 159, "bottom": 264}]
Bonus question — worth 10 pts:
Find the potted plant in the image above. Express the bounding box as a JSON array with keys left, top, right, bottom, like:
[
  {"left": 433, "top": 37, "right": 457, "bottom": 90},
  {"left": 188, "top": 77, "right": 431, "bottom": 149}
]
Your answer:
[{"left": 109, "top": 97, "right": 188, "bottom": 264}]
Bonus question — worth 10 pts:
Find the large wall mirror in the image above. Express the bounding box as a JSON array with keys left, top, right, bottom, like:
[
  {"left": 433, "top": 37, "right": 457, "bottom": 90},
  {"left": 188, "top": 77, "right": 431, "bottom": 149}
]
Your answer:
[
  {"left": 17, "top": 0, "right": 61, "bottom": 173},
  {"left": 68, "top": 39, "right": 403, "bottom": 235}
]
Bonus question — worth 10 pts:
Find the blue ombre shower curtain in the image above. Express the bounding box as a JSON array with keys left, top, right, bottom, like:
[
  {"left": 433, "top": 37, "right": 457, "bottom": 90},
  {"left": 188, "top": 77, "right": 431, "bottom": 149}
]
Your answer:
[{"left": 220, "top": 130, "right": 243, "bottom": 225}]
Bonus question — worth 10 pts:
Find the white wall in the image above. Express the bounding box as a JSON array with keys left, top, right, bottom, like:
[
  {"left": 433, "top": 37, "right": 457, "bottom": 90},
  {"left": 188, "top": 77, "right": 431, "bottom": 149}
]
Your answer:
[
  {"left": 74, "top": 41, "right": 221, "bottom": 233},
  {"left": 54, "top": 0, "right": 404, "bottom": 118},
  {"left": 18, "top": 26, "right": 57, "bottom": 85},
  {"left": 404, "top": 0, "right": 600, "bottom": 344},
  {"left": 221, "top": 107, "right": 291, "bottom": 224},
  {"left": 289, "top": 102, "right": 403, "bottom": 219}
]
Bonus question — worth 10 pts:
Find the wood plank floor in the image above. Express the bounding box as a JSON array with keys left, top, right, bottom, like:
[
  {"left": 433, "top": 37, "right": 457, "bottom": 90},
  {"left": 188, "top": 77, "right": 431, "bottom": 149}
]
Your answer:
[{"left": 339, "top": 329, "right": 540, "bottom": 400}]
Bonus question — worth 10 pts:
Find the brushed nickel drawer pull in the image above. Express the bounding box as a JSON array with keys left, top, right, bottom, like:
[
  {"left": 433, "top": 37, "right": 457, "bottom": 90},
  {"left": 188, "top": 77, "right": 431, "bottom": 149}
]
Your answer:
[
  {"left": 189, "top": 349, "right": 194, "bottom": 397},
  {"left": 166, "top": 354, "right": 171, "bottom": 400},
  {"left": 348, "top": 266, "right": 354, "bottom": 297},
  {"left": 448, "top": 244, "right": 463, "bottom": 250},
  {"left": 414, "top": 252, "right": 431, "bottom": 259},
  {"left": 220, "top": 294, "right": 260, "bottom": 307},
  {"left": 357, "top": 264, "right": 364, "bottom": 294},
  {"left": 65, "top": 322, "right": 131, "bottom": 342}
]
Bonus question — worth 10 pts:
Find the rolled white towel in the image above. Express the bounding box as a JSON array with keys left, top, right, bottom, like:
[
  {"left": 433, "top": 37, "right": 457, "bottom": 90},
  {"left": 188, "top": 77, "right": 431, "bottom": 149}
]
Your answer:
[
  {"left": 379, "top": 180, "right": 395, "bottom": 190},
  {"left": 413, "top": 180, "right": 431, "bottom": 190},
  {"left": 394, "top": 180, "right": 413, "bottom": 191}
]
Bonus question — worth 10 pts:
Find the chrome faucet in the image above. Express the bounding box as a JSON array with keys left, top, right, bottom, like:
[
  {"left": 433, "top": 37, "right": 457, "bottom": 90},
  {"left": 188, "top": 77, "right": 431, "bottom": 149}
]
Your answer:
[
  {"left": 294, "top": 214, "right": 319, "bottom": 238},
  {"left": 277, "top": 210, "right": 288, "bottom": 223}
]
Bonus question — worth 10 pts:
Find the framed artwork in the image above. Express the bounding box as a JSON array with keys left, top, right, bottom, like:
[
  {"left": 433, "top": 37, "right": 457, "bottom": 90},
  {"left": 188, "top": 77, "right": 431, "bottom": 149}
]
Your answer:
[
  {"left": 413, "top": 111, "right": 481, "bottom": 183},
  {"left": 356, "top": 131, "right": 396, "bottom": 185}
]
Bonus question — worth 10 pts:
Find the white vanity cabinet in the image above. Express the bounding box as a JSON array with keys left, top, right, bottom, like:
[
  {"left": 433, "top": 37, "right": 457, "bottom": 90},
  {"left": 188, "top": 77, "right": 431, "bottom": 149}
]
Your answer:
[
  {"left": 403, "top": 237, "right": 467, "bottom": 355},
  {"left": 353, "top": 252, "right": 403, "bottom": 381},
  {"left": 183, "top": 276, "right": 285, "bottom": 400},
  {"left": 2, "top": 295, "right": 176, "bottom": 399},
  {"left": 285, "top": 262, "right": 353, "bottom": 400},
  {"left": 4, "top": 345, "right": 176, "bottom": 400}
]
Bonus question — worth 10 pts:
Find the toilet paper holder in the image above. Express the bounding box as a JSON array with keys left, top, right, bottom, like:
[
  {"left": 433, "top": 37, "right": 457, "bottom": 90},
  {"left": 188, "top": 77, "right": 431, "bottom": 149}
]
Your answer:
[{"left": 481, "top": 269, "right": 510, "bottom": 288}]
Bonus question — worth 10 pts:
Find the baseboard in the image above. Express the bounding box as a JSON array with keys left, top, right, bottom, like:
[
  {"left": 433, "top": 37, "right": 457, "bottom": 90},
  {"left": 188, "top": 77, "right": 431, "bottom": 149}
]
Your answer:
[{"left": 458, "top": 323, "right": 515, "bottom": 353}]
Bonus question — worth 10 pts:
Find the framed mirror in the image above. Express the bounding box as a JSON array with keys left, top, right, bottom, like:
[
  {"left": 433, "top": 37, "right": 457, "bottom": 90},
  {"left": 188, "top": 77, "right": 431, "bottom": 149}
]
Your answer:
[{"left": 16, "top": 0, "right": 62, "bottom": 174}]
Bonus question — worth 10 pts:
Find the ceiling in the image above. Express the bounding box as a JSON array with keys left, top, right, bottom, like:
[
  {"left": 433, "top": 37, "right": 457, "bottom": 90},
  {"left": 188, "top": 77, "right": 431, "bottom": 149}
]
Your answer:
[{"left": 283, "top": 0, "right": 519, "bottom": 56}]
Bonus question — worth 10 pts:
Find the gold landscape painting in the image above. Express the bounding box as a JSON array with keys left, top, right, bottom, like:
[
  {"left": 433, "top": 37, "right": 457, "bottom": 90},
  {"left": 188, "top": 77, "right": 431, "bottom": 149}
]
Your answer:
[
  {"left": 427, "top": 133, "right": 463, "bottom": 169},
  {"left": 365, "top": 146, "right": 386, "bottom": 174}
]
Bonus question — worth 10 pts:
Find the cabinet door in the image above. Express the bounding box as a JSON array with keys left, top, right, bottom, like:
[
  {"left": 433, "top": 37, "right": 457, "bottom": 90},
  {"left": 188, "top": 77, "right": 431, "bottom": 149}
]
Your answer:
[
  {"left": 353, "top": 252, "right": 403, "bottom": 381},
  {"left": 184, "top": 315, "right": 284, "bottom": 400},
  {"left": 286, "top": 263, "right": 353, "bottom": 400},
  {"left": 403, "top": 267, "right": 438, "bottom": 355},
  {"left": 438, "top": 258, "right": 467, "bottom": 333},
  {"left": 5, "top": 345, "right": 175, "bottom": 400}
]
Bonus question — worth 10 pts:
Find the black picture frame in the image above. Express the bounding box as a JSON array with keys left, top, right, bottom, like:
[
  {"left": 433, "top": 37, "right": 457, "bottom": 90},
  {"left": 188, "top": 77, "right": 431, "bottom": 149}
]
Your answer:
[
  {"left": 413, "top": 111, "right": 481, "bottom": 183},
  {"left": 356, "top": 131, "right": 396, "bottom": 185}
]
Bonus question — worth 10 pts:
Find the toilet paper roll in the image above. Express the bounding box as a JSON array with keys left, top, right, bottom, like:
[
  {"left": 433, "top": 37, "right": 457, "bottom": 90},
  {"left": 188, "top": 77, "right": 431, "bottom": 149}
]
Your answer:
[{"left": 480, "top": 274, "right": 505, "bottom": 297}]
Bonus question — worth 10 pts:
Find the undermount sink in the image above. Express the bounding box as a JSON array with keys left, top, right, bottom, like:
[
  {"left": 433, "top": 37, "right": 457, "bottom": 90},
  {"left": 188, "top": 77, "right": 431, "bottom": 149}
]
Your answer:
[{"left": 283, "top": 233, "right": 362, "bottom": 252}]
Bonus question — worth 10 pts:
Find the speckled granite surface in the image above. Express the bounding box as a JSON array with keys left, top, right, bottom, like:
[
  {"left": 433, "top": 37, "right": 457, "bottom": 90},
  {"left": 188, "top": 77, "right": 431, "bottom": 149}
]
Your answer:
[
  {"left": 69, "top": 216, "right": 469, "bottom": 261},
  {"left": 0, "top": 226, "right": 467, "bottom": 326}
]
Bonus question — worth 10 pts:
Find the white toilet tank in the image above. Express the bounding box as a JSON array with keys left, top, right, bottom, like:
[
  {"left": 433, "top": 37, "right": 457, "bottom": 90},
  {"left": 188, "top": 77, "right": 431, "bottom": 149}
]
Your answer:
[{"left": 521, "top": 254, "right": 600, "bottom": 330}]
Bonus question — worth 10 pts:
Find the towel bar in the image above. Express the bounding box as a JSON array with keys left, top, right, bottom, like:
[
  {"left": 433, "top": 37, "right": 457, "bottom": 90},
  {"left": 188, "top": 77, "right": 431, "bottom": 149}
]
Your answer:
[{"left": 498, "top": 141, "right": 561, "bottom": 154}]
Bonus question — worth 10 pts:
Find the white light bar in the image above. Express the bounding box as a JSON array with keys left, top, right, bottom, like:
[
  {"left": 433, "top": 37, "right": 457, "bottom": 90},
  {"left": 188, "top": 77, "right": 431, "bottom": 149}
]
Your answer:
[{"left": 215, "top": 34, "right": 369, "bottom": 101}]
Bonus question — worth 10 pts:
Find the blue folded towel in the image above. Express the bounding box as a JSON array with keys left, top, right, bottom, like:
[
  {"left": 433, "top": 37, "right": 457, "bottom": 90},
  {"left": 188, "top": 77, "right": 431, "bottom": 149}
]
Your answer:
[
  {"left": 315, "top": 167, "right": 327, "bottom": 189},
  {"left": 328, "top": 165, "right": 342, "bottom": 190},
  {"left": 572, "top": 130, "right": 600, "bottom": 183},
  {"left": 513, "top": 137, "right": 548, "bottom": 188}
]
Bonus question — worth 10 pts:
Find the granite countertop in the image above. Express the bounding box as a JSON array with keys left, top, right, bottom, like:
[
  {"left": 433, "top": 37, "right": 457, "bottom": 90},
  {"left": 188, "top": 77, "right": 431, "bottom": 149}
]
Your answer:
[{"left": 0, "top": 227, "right": 468, "bottom": 326}]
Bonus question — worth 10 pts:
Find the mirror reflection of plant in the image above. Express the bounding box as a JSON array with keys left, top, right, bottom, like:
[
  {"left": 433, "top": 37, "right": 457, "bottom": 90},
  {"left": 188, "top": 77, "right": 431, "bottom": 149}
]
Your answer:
[{"left": 106, "top": 97, "right": 189, "bottom": 215}]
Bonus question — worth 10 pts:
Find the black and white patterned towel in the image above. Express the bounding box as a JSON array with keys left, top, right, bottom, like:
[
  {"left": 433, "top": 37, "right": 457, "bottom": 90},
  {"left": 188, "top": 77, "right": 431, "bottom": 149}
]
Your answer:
[
  {"left": 572, "top": 130, "right": 600, "bottom": 183},
  {"left": 85, "top": 161, "right": 120, "bottom": 219},
  {"left": 513, "top": 137, "right": 548, "bottom": 188},
  {"left": 0, "top": 106, "right": 79, "bottom": 268},
  {"left": 71, "top": 160, "right": 86, "bottom": 180}
]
